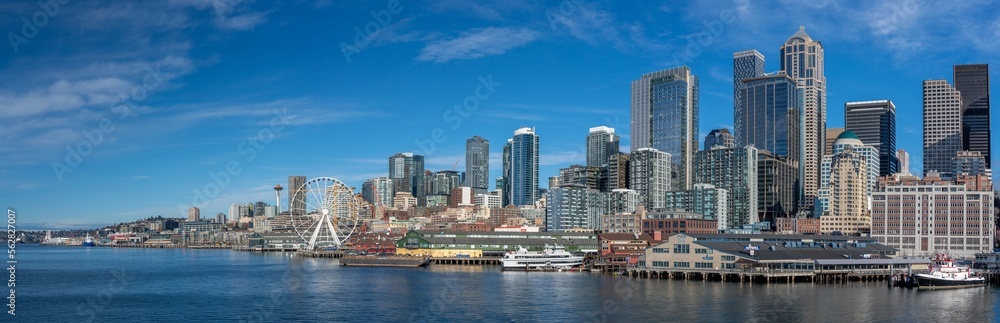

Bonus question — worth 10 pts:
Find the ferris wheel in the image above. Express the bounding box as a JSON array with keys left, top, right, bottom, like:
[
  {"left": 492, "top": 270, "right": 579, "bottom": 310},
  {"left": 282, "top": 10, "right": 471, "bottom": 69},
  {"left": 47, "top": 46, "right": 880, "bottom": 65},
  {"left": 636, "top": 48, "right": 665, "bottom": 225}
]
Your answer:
[{"left": 289, "top": 177, "right": 360, "bottom": 250}]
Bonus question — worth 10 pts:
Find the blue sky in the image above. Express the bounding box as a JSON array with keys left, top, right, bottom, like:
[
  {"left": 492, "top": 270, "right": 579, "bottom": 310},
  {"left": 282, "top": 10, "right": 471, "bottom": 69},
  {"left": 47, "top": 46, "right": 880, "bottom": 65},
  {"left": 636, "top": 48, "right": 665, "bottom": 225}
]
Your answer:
[{"left": 2, "top": 0, "right": 999, "bottom": 230}]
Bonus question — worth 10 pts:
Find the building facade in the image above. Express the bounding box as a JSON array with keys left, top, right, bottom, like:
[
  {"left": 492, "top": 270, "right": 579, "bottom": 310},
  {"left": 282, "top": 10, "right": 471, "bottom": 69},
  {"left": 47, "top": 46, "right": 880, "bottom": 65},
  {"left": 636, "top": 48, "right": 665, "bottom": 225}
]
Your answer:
[
  {"left": 736, "top": 72, "right": 802, "bottom": 175},
  {"left": 288, "top": 175, "right": 306, "bottom": 215},
  {"left": 897, "top": 149, "right": 910, "bottom": 175},
  {"left": 629, "top": 148, "right": 671, "bottom": 212},
  {"left": 780, "top": 26, "right": 826, "bottom": 213},
  {"left": 923, "top": 79, "right": 963, "bottom": 178},
  {"left": 631, "top": 66, "right": 699, "bottom": 191},
  {"left": 663, "top": 183, "right": 729, "bottom": 230},
  {"left": 704, "top": 128, "right": 735, "bottom": 150},
  {"left": 757, "top": 150, "right": 800, "bottom": 223},
  {"left": 506, "top": 127, "right": 539, "bottom": 206},
  {"left": 545, "top": 184, "right": 608, "bottom": 232},
  {"left": 733, "top": 49, "right": 766, "bottom": 108},
  {"left": 952, "top": 150, "right": 989, "bottom": 177},
  {"left": 465, "top": 136, "right": 490, "bottom": 192},
  {"left": 818, "top": 134, "right": 873, "bottom": 235},
  {"left": 389, "top": 153, "right": 426, "bottom": 205},
  {"left": 954, "top": 64, "right": 990, "bottom": 168},
  {"left": 586, "top": 126, "right": 619, "bottom": 167},
  {"left": 608, "top": 189, "right": 640, "bottom": 215},
  {"left": 693, "top": 145, "right": 759, "bottom": 229},
  {"left": 608, "top": 153, "right": 631, "bottom": 190},
  {"left": 871, "top": 173, "right": 994, "bottom": 258},
  {"left": 362, "top": 177, "right": 395, "bottom": 207},
  {"left": 845, "top": 100, "right": 897, "bottom": 176}
]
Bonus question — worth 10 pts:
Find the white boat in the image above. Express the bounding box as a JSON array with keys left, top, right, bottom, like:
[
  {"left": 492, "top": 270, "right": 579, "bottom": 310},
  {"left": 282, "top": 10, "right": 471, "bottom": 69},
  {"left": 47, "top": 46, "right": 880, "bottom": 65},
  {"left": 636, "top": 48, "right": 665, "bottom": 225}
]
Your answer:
[
  {"left": 501, "top": 245, "right": 583, "bottom": 271},
  {"left": 914, "top": 254, "right": 986, "bottom": 290}
]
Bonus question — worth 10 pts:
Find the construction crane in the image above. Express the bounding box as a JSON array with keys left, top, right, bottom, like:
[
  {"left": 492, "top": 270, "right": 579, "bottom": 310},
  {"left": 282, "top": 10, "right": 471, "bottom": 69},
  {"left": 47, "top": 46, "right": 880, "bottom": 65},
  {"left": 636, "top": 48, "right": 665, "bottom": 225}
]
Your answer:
[{"left": 450, "top": 159, "right": 460, "bottom": 171}]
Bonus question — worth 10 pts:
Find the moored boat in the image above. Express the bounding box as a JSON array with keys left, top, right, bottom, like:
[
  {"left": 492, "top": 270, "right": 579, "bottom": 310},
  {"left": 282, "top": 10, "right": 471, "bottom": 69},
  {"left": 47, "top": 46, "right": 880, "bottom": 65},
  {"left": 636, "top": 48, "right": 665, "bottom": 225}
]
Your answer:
[
  {"left": 501, "top": 244, "right": 583, "bottom": 271},
  {"left": 914, "top": 254, "right": 985, "bottom": 290}
]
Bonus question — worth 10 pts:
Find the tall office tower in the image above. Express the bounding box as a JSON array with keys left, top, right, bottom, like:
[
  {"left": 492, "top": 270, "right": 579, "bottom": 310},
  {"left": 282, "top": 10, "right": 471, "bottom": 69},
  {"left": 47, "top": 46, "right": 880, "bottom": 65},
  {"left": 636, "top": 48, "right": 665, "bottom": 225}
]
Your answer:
[
  {"left": 465, "top": 136, "right": 490, "bottom": 193},
  {"left": 733, "top": 49, "right": 766, "bottom": 107},
  {"left": 757, "top": 150, "right": 800, "bottom": 222},
  {"left": 736, "top": 73, "right": 802, "bottom": 164},
  {"left": 954, "top": 64, "right": 991, "bottom": 167},
  {"left": 704, "top": 128, "right": 735, "bottom": 150},
  {"left": 897, "top": 149, "right": 910, "bottom": 174},
  {"left": 631, "top": 66, "right": 699, "bottom": 191},
  {"left": 608, "top": 153, "right": 631, "bottom": 190},
  {"left": 362, "top": 177, "right": 395, "bottom": 207},
  {"left": 871, "top": 173, "right": 995, "bottom": 259},
  {"left": 288, "top": 175, "right": 306, "bottom": 215},
  {"left": 586, "top": 126, "right": 619, "bottom": 167},
  {"left": 187, "top": 207, "right": 200, "bottom": 222},
  {"left": 694, "top": 145, "right": 759, "bottom": 229},
  {"left": 845, "top": 100, "right": 897, "bottom": 176},
  {"left": 824, "top": 127, "right": 844, "bottom": 158},
  {"left": 923, "top": 80, "right": 963, "bottom": 179},
  {"left": 506, "top": 127, "right": 539, "bottom": 206},
  {"left": 253, "top": 201, "right": 267, "bottom": 218},
  {"left": 545, "top": 184, "right": 607, "bottom": 232},
  {"left": 628, "top": 148, "right": 671, "bottom": 212},
  {"left": 780, "top": 26, "right": 826, "bottom": 212},
  {"left": 501, "top": 140, "right": 512, "bottom": 206},
  {"left": 389, "top": 152, "right": 426, "bottom": 205}
]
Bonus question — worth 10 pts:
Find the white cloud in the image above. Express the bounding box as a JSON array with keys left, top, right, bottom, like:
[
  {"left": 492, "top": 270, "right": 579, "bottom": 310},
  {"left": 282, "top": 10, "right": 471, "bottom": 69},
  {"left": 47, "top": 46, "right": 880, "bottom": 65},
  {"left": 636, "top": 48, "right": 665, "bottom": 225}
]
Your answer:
[{"left": 417, "top": 27, "right": 538, "bottom": 63}]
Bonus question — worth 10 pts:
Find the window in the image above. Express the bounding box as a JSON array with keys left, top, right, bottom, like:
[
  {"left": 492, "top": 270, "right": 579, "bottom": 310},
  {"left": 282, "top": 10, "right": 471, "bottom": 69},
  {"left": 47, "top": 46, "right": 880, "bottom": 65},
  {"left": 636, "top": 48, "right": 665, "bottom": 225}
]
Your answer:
[
  {"left": 673, "top": 244, "right": 690, "bottom": 253},
  {"left": 722, "top": 255, "right": 736, "bottom": 261},
  {"left": 695, "top": 248, "right": 712, "bottom": 254},
  {"left": 695, "top": 262, "right": 713, "bottom": 268},
  {"left": 674, "top": 262, "right": 690, "bottom": 268},
  {"left": 652, "top": 248, "right": 669, "bottom": 253}
]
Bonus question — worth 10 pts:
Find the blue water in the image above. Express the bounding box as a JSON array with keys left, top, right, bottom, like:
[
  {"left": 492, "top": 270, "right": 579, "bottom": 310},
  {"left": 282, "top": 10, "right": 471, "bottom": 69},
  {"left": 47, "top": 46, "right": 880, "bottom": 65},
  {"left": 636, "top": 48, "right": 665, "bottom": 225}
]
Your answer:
[{"left": 11, "top": 244, "right": 1000, "bottom": 322}]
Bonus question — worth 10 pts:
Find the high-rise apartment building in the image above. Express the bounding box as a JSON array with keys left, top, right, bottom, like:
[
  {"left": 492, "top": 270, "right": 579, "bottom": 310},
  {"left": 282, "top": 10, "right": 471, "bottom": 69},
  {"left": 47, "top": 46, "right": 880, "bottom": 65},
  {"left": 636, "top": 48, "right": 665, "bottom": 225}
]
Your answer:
[
  {"left": 663, "top": 183, "right": 729, "bottom": 230},
  {"left": 389, "top": 152, "right": 426, "bottom": 205},
  {"left": 505, "top": 127, "right": 539, "bottom": 206},
  {"left": 362, "top": 177, "right": 395, "bottom": 207},
  {"left": 631, "top": 66, "right": 698, "bottom": 191},
  {"left": 545, "top": 184, "right": 607, "bottom": 232},
  {"left": 780, "top": 26, "right": 826, "bottom": 212},
  {"left": 629, "top": 148, "right": 671, "bottom": 212},
  {"left": 558, "top": 165, "right": 606, "bottom": 192},
  {"left": 954, "top": 64, "right": 990, "bottom": 168},
  {"left": 923, "top": 80, "right": 963, "bottom": 178},
  {"left": 608, "top": 189, "right": 640, "bottom": 215},
  {"left": 733, "top": 49, "right": 766, "bottom": 108},
  {"left": 465, "top": 136, "right": 490, "bottom": 192},
  {"left": 693, "top": 145, "right": 758, "bottom": 229},
  {"left": 845, "top": 100, "right": 897, "bottom": 176},
  {"left": 586, "top": 126, "right": 619, "bottom": 167},
  {"left": 608, "top": 153, "right": 631, "bottom": 190},
  {"left": 288, "top": 175, "right": 306, "bottom": 215},
  {"left": 817, "top": 133, "right": 874, "bottom": 235},
  {"left": 952, "top": 150, "right": 989, "bottom": 177}
]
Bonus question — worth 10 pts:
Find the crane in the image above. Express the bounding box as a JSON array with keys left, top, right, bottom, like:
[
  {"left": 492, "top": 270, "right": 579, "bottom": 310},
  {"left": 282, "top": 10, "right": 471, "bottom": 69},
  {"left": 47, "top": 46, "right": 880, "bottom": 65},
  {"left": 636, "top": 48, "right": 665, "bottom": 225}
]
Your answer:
[{"left": 450, "top": 159, "right": 460, "bottom": 171}]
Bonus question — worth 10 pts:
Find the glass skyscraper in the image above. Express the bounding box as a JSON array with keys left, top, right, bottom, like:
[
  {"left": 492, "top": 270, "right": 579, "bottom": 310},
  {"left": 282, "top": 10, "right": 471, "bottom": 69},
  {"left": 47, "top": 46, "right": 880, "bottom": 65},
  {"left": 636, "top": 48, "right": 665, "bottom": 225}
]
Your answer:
[
  {"left": 505, "top": 127, "right": 539, "bottom": 206},
  {"left": 733, "top": 49, "right": 765, "bottom": 109},
  {"left": 736, "top": 73, "right": 803, "bottom": 164},
  {"left": 630, "top": 66, "right": 698, "bottom": 191},
  {"left": 954, "top": 64, "right": 991, "bottom": 168},
  {"left": 845, "top": 100, "right": 897, "bottom": 176}
]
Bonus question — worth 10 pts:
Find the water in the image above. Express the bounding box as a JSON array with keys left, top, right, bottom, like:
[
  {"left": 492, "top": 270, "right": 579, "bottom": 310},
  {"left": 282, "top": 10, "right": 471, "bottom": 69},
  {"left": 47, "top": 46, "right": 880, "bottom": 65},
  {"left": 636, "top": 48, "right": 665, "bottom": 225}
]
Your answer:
[{"left": 13, "top": 245, "right": 1000, "bottom": 322}]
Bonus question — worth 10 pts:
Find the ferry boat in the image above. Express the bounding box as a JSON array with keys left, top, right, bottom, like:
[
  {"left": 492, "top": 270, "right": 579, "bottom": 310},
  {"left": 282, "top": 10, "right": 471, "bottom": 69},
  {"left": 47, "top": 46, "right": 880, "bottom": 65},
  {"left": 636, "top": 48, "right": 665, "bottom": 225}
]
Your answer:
[
  {"left": 501, "top": 245, "right": 583, "bottom": 271},
  {"left": 914, "top": 254, "right": 986, "bottom": 290}
]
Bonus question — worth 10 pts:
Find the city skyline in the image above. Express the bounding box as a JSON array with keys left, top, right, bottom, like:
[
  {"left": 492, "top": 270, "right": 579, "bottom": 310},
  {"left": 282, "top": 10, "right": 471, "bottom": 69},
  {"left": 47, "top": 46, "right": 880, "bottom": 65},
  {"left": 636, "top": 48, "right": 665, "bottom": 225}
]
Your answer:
[{"left": 3, "top": 1, "right": 1000, "bottom": 229}]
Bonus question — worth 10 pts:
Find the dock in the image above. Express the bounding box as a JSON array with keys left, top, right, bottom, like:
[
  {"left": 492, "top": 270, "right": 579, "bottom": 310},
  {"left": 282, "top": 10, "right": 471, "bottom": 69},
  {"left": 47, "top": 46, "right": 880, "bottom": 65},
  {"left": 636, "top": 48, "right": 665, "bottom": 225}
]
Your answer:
[
  {"left": 339, "top": 256, "right": 430, "bottom": 267},
  {"left": 429, "top": 257, "right": 501, "bottom": 265}
]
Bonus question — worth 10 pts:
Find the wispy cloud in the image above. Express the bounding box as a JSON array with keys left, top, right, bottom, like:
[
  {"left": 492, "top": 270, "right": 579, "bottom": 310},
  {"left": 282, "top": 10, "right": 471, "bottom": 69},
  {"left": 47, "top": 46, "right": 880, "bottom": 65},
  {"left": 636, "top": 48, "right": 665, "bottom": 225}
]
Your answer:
[
  {"left": 547, "top": 3, "right": 666, "bottom": 52},
  {"left": 417, "top": 27, "right": 539, "bottom": 63},
  {"left": 131, "top": 175, "right": 151, "bottom": 180},
  {"left": 540, "top": 150, "right": 585, "bottom": 166}
]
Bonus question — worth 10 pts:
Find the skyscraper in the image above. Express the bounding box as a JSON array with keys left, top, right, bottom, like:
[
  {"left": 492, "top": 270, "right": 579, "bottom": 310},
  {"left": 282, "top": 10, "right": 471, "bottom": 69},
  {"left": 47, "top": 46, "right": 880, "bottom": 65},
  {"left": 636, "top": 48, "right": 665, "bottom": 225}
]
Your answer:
[
  {"left": 923, "top": 79, "right": 963, "bottom": 178},
  {"left": 631, "top": 66, "right": 699, "bottom": 191},
  {"left": 954, "top": 64, "right": 991, "bottom": 168},
  {"left": 506, "top": 127, "right": 539, "bottom": 206},
  {"left": 501, "top": 140, "right": 512, "bottom": 206},
  {"left": 735, "top": 72, "right": 802, "bottom": 164},
  {"left": 608, "top": 153, "right": 630, "bottom": 190},
  {"left": 704, "top": 128, "right": 735, "bottom": 150},
  {"left": 465, "top": 136, "right": 490, "bottom": 193},
  {"left": 629, "top": 148, "right": 671, "bottom": 212},
  {"left": 389, "top": 153, "right": 426, "bottom": 204},
  {"left": 362, "top": 177, "right": 394, "bottom": 207},
  {"left": 545, "top": 184, "right": 607, "bottom": 232},
  {"left": 780, "top": 26, "right": 826, "bottom": 212},
  {"left": 288, "top": 175, "right": 306, "bottom": 215},
  {"left": 586, "top": 126, "right": 619, "bottom": 167},
  {"left": 845, "top": 100, "right": 897, "bottom": 176},
  {"left": 824, "top": 127, "right": 844, "bottom": 158},
  {"left": 733, "top": 49, "right": 766, "bottom": 107},
  {"left": 897, "top": 149, "right": 910, "bottom": 175},
  {"left": 757, "top": 150, "right": 800, "bottom": 222}
]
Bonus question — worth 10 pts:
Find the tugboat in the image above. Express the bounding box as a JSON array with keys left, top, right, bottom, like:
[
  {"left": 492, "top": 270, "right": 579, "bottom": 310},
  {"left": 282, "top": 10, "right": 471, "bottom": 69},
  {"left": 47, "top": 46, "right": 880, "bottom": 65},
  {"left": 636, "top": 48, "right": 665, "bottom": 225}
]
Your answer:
[{"left": 914, "top": 254, "right": 986, "bottom": 290}]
